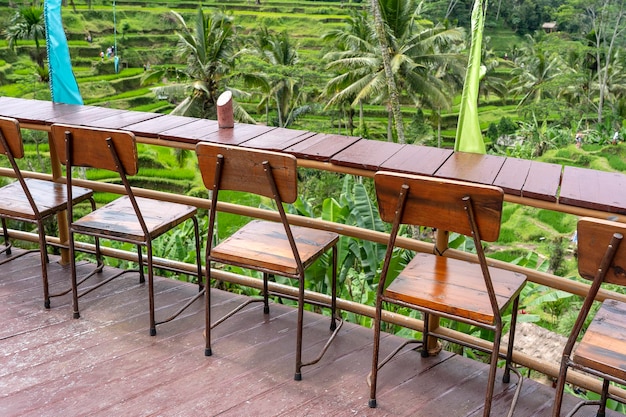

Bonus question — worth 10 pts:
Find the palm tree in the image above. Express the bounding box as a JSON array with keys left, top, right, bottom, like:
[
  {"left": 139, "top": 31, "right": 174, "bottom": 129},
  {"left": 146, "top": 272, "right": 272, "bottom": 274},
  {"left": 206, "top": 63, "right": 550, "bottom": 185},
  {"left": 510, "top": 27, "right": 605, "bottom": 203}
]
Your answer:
[
  {"left": 6, "top": 6, "right": 46, "bottom": 69},
  {"left": 246, "top": 27, "right": 312, "bottom": 128},
  {"left": 143, "top": 9, "right": 253, "bottom": 122},
  {"left": 509, "top": 36, "right": 572, "bottom": 107},
  {"left": 322, "top": 0, "right": 465, "bottom": 143},
  {"left": 370, "top": 0, "right": 405, "bottom": 143}
]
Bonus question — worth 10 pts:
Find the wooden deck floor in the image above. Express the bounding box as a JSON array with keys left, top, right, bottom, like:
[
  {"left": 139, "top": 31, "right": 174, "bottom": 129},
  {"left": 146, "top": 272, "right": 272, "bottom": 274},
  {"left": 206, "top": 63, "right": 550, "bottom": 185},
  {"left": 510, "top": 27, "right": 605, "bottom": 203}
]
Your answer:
[{"left": 0, "top": 250, "right": 619, "bottom": 417}]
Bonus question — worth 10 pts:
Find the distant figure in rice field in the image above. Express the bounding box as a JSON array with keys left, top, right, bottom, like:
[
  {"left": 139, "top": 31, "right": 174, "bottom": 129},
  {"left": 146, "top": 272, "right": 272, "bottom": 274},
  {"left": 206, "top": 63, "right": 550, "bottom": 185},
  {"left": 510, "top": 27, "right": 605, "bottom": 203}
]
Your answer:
[
  {"left": 613, "top": 131, "right": 619, "bottom": 145},
  {"left": 575, "top": 131, "right": 583, "bottom": 148}
]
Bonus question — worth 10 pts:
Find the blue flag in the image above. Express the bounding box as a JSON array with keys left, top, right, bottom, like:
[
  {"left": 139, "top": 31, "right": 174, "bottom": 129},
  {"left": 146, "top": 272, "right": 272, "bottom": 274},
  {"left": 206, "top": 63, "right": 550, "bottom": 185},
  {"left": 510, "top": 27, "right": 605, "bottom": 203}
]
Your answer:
[{"left": 44, "top": 0, "right": 83, "bottom": 105}]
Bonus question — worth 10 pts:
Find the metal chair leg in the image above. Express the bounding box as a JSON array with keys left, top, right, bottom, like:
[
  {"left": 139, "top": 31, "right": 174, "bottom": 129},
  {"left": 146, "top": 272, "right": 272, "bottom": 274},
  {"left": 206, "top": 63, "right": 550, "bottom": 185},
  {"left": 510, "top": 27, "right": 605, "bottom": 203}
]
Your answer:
[
  {"left": 69, "top": 230, "right": 80, "bottom": 320},
  {"left": 137, "top": 244, "right": 145, "bottom": 284},
  {"left": 421, "top": 312, "right": 430, "bottom": 358},
  {"left": 504, "top": 296, "right": 521, "bottom": 383},
  {"left": 37, "top": 219, "right": 51, "bottom": 309},
  {"left": 146, "top": 242, "right": 156, "bottom": 337},
  {"left": 1, "top": 217, "right": 11, "bottom": 256},
  {"left": 482, "top": 329, "right": 501, "bottom": 417},
  {"left": 263, "top": 273, "right": 270, "bottom": 314},
  {"left": 330, "top": 245, "right": 337, "bottom": 331},
  {"left": 294, "top": 277, "right": 305, "bottom": 381},
  {"left": 205, "top": 264, "right": 212, "bottom": 356}
]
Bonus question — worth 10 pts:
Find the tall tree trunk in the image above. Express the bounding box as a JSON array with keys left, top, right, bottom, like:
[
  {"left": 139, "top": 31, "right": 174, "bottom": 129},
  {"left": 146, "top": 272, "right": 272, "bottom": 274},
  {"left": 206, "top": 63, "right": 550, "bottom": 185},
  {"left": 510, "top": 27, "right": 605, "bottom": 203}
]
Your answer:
[
  {"left": 348, "top": 107, "right": 354, "bottom": 135},
  {"left": 387, "top": 106, "right": 393, "bottom": 142},
  {"left": 592, "top": 0, "right": 625, "bottom": 124},
  {"left": 370, "top": 0, "right": 405, "bottom": 143},
  {"left": 437, "top": 114, "right": 442, "bottom": 148},
  {"left": 495, "top": 0, "right": 502, "bottom": 21},
  {"left": 275, "top": 92, "right": 283, "bottom": 127},
  {"left": 34, "top": 37, "right": 43, "bottom": 68},
  {"left": 446, "top": 0, "right": 460, "bottom": 20},
  {"left": 359, "top": 99, "right": 364, "bottom": 135}
]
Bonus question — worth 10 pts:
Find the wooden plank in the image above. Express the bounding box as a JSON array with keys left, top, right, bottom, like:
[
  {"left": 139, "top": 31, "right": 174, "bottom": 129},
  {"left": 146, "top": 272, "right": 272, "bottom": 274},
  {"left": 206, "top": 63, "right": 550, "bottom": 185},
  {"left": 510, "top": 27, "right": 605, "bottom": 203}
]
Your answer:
[
  {"left": 521, "top": 160, "right": 562, "bottom": 202},
  {"left": 284, "top": 133, "right": 360, "bottom": 161},
  {"left": 124, "top": 114, "right": 200, "bottom": 139},
  {"left": 385, "top": 253, "right": 525, "bottom": 325},
  {"left": 199, "top": 123, "right": 275, "bottom": 146},
  {"left": 158, "top": 118, "right": 220, "bottom": 143},
  {"left": 0, "top": 97, "right": 59, "bottom": 125},
  {"left": 104, "top": 312, "right": 341, "bottom": 416},
  {"left": 240, "top": 127, "right": 315, "bottom": 151},
  {"left": 574, "top": 299, "right": 626, "bottom": 381},
  {"left": 206, "top": 324, "right": 386, "bottom": 417},
  {"left": 73, "top": 196, "right": 197, "bottom": 240},
  {"left": 380, "top": 145, "right": 453, "bottom": 176},
  {"left": 493, "top": 157, "right": 533, "bottom": 196},
  {"left": 48, "top": 105, "right": 116, "bottom": 126},
  {"left": 560, "top": 166, "right": 626, "bottom": 214},
  {"left": 0, "top": 242, "right": 612, "bottom": 417},
  {"left": 22, "top": 102, "right": 89, "bottom": 125},
  {"left": 197, "top": 143, "right": 298, "bottom": 202},
  {"left": 0, "top": 179, "right": 92, "bottom": 219},
  {"left": 434, "top": 152, "right": 506, "bottom": 185},
  {"left": 330, "top": 139, "right": 404, "bottom": 171},
  {"left": 89, "top": 110, "right": 162, "bottom": 130},
  {"left": 211, "top": 220, "right": 338, "bottom": 276}
]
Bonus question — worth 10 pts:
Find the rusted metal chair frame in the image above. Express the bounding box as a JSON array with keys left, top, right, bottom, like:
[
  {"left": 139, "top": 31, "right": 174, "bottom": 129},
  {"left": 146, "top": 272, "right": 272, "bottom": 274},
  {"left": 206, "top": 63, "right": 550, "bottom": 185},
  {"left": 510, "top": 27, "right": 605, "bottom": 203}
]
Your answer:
[
  {"left": 197, "top": 142, "right": 342, "bottom": 381},
  {"left": 552, "top": 218, "right": 626, "bottom": 417},
  {"left": 0, "top": 117, "right": 95, "bottom": 309},
  {"left": 368, "top": 171, "right": 525, "bottom": 417},
  {"left": 50, "top": 124, "right": 203, "bottom": 336}
]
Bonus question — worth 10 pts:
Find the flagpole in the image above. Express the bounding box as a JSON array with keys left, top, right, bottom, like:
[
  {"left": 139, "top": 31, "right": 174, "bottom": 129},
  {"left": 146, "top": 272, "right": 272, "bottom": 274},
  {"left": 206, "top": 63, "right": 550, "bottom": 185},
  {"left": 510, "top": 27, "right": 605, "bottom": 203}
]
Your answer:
[{"left": 113, "top": 0, "right": 119, "bottom": 73}]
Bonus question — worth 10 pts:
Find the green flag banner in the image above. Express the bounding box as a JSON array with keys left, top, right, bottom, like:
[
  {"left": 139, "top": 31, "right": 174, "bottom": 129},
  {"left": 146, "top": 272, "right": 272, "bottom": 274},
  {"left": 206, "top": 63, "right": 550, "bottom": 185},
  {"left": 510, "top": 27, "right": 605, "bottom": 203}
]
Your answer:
[{"left": 454, "top": 0, "right": 486, "bottom": 154}]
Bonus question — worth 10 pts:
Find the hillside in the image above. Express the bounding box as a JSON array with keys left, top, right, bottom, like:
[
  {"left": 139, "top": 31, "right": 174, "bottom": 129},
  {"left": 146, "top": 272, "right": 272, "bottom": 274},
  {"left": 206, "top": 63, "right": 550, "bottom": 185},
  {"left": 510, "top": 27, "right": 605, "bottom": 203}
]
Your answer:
[{"left": 0, "top": 0, "right": 529, "bottom": 145}]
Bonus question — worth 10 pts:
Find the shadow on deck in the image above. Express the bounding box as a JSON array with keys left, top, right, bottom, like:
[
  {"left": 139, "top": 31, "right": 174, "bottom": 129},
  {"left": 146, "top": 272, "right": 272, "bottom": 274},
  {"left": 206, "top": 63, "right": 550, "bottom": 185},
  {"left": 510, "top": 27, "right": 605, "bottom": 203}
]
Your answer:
[{"left": 0, "top": 250, "right": 616, "bottom": 416}]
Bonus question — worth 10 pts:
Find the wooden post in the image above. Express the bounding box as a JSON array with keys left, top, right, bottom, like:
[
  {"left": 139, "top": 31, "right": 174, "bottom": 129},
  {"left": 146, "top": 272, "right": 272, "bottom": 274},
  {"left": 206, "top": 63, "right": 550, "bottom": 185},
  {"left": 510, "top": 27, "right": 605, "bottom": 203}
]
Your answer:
[
  {"left": 425, "top": 228, "right": 449, "bottom": 355},
  {"left": 48, "top": 130, "right": 70, "bottom": 264},
  {"left": 217, "top": 91, "right": 234, "bottom": 129}
]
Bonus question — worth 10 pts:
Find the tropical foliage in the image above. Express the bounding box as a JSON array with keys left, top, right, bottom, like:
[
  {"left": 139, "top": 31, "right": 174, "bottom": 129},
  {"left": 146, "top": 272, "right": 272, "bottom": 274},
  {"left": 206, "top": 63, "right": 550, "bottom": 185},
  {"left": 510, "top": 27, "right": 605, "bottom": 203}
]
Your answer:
[
  {"left": 140, "top": 9, "right": 254, "bottom": 122},
  {"left": 322, "top": 0, "right": 466, "bottom": 143},
  {"left": 5, "top": 5, "right": 45, "bottom": 69}
]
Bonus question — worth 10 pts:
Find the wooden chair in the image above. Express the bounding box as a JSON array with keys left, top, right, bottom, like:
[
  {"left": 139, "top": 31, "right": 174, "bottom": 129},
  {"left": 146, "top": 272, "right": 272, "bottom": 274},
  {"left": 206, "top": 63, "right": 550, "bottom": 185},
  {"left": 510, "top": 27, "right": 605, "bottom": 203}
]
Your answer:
[
  {"left": 368, "top": 171, "right": 526, "bottom": 417},
  {"left": 0, "top": 117, "right": 95, "bottom": 308},
  {"left": 49, "top": 123, "right": 203, "bottom": 336},
  {"left": 552, "top": 217, "right": 626, "bottom": 417},
  {"left": 196, "top": 142, "right": 342, "bottom": 381}
]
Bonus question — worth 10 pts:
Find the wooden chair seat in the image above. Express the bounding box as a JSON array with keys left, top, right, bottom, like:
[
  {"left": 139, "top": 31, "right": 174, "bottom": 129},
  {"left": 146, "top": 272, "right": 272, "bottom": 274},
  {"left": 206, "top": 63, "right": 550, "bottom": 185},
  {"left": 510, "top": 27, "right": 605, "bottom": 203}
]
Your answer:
[
  {"left": 385, "top": 253, "right": 526, "bottom": 325},
  {"left": 72, "top": 196, "right": 197, "bottom": 242},
  {"left": 0, "top": 179, "right": 92, "bottom": 220},
  {"left": 211, "top": 220, "right": 338, "bottom": 276},
  {"left": 573, "top": 299, "right": 626, "bottom": 382}
]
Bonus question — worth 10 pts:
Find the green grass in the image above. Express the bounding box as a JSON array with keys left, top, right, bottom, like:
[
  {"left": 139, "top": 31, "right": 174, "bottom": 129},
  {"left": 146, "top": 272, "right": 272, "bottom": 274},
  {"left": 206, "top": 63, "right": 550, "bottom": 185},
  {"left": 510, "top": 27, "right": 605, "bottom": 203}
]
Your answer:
[{"left": 535, "top": 210, "right": 576, "bottom": 234}]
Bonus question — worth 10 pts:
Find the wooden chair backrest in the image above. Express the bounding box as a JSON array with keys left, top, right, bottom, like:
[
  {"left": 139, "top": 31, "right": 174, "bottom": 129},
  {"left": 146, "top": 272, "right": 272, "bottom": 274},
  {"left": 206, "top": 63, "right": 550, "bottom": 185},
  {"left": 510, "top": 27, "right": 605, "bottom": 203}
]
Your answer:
[
  {"left": 50, "top": 124, "right": 138, "bottom": 175},
  {"left": 374, "top": 171, "right": 504, "bottom": 242},
  {"left": 0, "top": 117, "right": 24, "bottom": 159},
  {"left": 577, "top": 217, "right": 626, "bottom": 285},
  {"left": 196, "top": 142, "right": 298, "bottom": 203}
]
